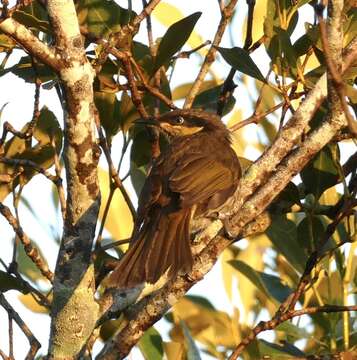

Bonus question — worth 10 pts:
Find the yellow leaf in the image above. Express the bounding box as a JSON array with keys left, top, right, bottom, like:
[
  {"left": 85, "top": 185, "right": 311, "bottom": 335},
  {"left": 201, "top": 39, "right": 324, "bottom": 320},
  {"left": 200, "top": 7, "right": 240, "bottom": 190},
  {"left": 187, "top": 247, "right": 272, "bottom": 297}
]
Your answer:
[
  {"left": 18, "top": 293, "right": 49, "bottom": 314},
  {"left": 172, "top": 80, "right": 219, "bottom": 101},
  {"left": 242, "top": 0, "right": 267, "bottom": 45},
  {"left": 164, "top": 341, "right": 185, "bottom": 360},
  {"left": 304, "top": 271, "right": 343, "bottom": 307},
  {"left": 171, "top": 297, "right": 236, "bottom": 348},
  {"left": 153, "top": 2, "right": 205, "bottom": 53},
  {"left": 221, "top": 247, "right": 236, "bottom": 301},
  {"left": 235, "top": 236, "right": 268, "bottom": 323},
  {"left": 227, "top": 109, "right": 246, "bottom": 155},
  {"left": 98, "top": 167, "right": 134, "bottom": 242},
  {"left": 304, "top": 52, "right": 320, "bottom": 72},
  {"left": 319, "top": 186, "right": 340, "bottom": 207}
]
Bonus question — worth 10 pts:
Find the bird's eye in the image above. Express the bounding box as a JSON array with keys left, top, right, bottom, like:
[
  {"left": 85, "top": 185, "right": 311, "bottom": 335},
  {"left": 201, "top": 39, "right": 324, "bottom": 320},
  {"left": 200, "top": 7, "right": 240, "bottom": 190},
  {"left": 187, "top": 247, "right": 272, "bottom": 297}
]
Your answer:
[{"left": 175, "top": 116, "right": 185, "bottom": 125}]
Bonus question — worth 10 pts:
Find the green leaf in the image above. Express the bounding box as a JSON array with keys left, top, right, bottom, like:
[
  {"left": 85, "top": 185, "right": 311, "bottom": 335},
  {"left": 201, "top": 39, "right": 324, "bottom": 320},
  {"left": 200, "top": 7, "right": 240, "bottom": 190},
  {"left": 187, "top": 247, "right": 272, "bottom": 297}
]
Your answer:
[
  {"left": 217, "top": 47, "right": 266, "bottom": 83},
  {"left": 93, "top": 58, "right": 120, "bottom": 92},
  {"left": 276, "top": 321, "right": 309, "bottom": 339},
  {"left": 0, "top": 107, "right": 62, "bottom": 201},
  {"left": 34, "top": 107, "right": 63, "bottom": 154},
  {"left": 0, "top": 34, "right": 16, "bottom": 52},
  {"left": 266, "top": 215, "right": 308, "bottom": 273},
  {"left": 297, "top": 216, "right": 325, "bottom": 253},
  {"left": 270, "top": 182, "right": 301, "bottom": 213},
  {"left": 192, "top": 84, "right": 235, "bottom": 116},
  {"left": 120, "top": 91, "right": 140, "bottom": 133},
  {"left": 0, "top": 56, "right": 56, "bottom": 83},
  {"left": 259, "top": 339, "right": 306, "bottom": 358},
  {"left": 130, "top": 128, "right": 151, "bottom": 196},
  {"left": 21, "top": 2, "right": 49, "bottom": 25},
  {"left": 76, "top": 0, "right": 137, "bottom": 39},
  {"left": 344, "top": 8, "right": 357, "bottom": 48},
  {"left": 138, "top": 327, "right": 164, "bottom": 360},
  {"left": 229, "top": 260, "right": 292, "bottom": 303},
  {"left": 185, "top": 295, "right": 216, "bottom": 311},
  {"left": 154, "top": 12, "right": 202, "bottom": 73},
  {"left": 95, "top": 91, "right": 121, "bottom": 140},
  {"left": 287, "top": 11, "right": 299, "bottom": 35},
  {"left": 132, "top": 41, "right": 154, "bottom": 75},
  {"left": 16, "top": 238, "right": 49, "bottom": 283},
  {"left": 301, "top": 145, "right": 340, "bottom": 199},
  {"left": 267, "top": 28, "right": 300, "bottom": 79},
  {"left": 264, "top": 0, "right": 279, "bottom": 40},
  {"left": 99, "top": 319, "right": 121, "bottom": 341},
  {"left": 293, "top": 34, "right": 313, "bottom": 57},
  {"left": 180, "top": 320, "right": 202, "bottom": 360},
  {"left": 0, "top": 271, "right": 29, "bottom": 294},
  {"left": 304, "top": 65, "right": 325, "bottom": 89},
  {"left": 12, "top": 10, "right": 50, "bottom": 33},
  {"left": 130, "top": 163, "right": 147, "bottom": 198}
]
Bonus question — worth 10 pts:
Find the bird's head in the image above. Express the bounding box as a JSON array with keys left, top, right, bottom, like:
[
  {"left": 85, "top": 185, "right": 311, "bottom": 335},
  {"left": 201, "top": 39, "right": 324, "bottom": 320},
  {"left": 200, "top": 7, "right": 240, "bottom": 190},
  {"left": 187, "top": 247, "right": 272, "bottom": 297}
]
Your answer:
[{"left": 136, "top": 110, "right": 231, "bottom": 140}]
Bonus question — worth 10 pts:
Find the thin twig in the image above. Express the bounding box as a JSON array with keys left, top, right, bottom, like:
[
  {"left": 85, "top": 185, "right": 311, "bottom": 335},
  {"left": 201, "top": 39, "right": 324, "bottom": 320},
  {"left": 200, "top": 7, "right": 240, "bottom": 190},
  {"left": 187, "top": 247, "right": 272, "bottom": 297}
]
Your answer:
[
  {"left": 0, "top": 202, "right": 53, "bottom": 282},
  {"left": 0, "top": 259, "right": 50, "bottom": 307},
  {"left": 217, "top": 0, "right": 256, "bottom": 115},
  {"left": 184, "top": 0, "right": 238, "bottom": 108},
  {"left": 11, "top": 183, "right": 24, "bottom": 274},
  {"left": 8, "top": 312, "right": 13, "bottom": 360},
  {"left": 228, "top": 305, "right": 357, "bottom": 360},
  {"left": 0, "top": 348, "right": 8, "bottom": 360},
  {"left": 243, "top": 0, "right": 256, "bottom": 50},
  {"left": 173, "top": 40, "right": 211, "bottom": 60},
  {"left": 131, "top": 0, "right": 161, "bottom": 28},
  {"left": 229, "top": 189, "right": 356, "bottom": 358},
  {"left": 51, "top": 137, "right": 66, "bottom": 219},
  {"left": 0, "top": 0, "right": 34, "bottom": 21},
  {"left": 94, "top": 111, "right": 136, "bottom": 220},
  {"left": 229, "top": 102, "right": 284, "bottom": 132},
  {"left": 97, "top": 238, "right": 130, "bottom": 252},
  {"left": 129, "top": 55, "right": 177, "bottom": 110},
  {"left": 0, "top": 157, "right": 59, "bottom": 183},
  {"left": 0, "top": 73, "right": 40, "bottom": 153},
  {"left": 95, "top": 183, "right": 116, "bottom": 246},
  {"left": 110, "top": 49, "right": 149, "bottom": 119},
  {"left": 0, "top": 292, "right": 41, "bottom": 359}
]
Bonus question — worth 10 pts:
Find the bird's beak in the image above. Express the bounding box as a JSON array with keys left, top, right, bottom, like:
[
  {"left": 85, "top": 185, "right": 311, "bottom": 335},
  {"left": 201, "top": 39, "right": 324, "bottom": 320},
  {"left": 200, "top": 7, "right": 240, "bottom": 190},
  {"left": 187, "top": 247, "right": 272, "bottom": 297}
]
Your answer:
[{"left": 134, "top": 117, "right": 161, "bottom": 127}]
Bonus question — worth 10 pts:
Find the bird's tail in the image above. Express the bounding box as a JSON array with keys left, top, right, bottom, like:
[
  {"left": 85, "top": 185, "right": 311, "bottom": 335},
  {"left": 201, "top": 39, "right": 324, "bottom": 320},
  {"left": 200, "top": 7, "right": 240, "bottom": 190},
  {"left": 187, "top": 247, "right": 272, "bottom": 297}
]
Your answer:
[{"left": 109, "top": 208, "right": 193, "bottom": 288}]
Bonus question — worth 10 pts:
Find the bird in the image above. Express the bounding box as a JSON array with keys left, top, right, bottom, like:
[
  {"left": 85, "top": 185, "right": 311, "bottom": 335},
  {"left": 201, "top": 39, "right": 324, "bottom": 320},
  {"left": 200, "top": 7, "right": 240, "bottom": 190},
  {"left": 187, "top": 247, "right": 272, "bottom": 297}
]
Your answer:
[{"left": 108, "top": 109, "right": 241, "bottom": 288}]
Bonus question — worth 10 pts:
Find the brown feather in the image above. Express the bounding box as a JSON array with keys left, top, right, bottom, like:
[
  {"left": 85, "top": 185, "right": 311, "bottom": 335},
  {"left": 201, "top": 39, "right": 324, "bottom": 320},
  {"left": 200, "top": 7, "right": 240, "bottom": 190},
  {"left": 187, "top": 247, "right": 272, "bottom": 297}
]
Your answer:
[{"left": 108, "top": 116, "right": 240, "bottom": 288}]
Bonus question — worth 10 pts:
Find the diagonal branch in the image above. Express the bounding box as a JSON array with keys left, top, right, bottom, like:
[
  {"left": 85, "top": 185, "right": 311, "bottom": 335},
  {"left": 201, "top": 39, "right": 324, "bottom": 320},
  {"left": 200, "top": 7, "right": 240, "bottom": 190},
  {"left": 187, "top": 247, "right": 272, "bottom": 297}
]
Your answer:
[
  {"left": 0, "top": 18, "right": 61, "bottom": 70},
  {"left": 97, "top": 42, "right": 350, "bottom": 358},
  {"left": 95, "top": 16, "right": 357, "bottom": 357},
  {"left": 0, "top": 202, "right": 53, "bottom": 282}
]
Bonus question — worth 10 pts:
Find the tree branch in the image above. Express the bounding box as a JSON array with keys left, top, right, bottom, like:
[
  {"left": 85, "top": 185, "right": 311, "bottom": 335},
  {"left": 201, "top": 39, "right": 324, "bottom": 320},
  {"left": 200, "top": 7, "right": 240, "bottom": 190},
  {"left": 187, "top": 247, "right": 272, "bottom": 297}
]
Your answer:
[
  {"left": 0, "top": 292, "right": 41, "bottom": 359},
  {"left": 46, "top": 0, "right": 100, "bottom": 357},
  {"left": 0, "top": 202, "right": 53, "bottom": 282},
  {"left": 0, "top": 18, "right": 60, "bottom": 70},
  {"left": 96, "top": 28, "right": 355, "bottom": 358}
]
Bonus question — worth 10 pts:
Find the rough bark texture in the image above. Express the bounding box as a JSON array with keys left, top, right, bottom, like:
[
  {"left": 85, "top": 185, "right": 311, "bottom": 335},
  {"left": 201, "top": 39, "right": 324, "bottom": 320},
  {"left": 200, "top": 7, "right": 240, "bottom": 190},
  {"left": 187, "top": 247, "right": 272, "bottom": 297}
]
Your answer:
[
  {"left": 0, "top": 0, "right": 353, "bottom": 358},
  {"left": 45, "top": 1, "right": 100, "bottom": 358},
  {"left": 96, "top": 2, "right": 352, "bottom": 356}
]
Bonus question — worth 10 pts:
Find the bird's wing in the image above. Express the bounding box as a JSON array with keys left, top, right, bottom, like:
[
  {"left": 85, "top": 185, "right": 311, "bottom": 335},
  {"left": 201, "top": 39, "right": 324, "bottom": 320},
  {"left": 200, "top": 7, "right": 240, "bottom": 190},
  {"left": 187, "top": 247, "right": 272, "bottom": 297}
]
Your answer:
[{"left": 169, "top": 151, "right": 236, "bottom": 208}]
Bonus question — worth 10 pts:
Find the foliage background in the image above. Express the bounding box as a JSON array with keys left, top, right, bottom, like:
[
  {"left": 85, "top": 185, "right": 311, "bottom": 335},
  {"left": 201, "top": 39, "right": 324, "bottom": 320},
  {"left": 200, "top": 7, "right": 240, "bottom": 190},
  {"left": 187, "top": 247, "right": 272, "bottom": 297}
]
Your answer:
[{"left": 0, "top": 0, "right": 356, "bottom": 359}]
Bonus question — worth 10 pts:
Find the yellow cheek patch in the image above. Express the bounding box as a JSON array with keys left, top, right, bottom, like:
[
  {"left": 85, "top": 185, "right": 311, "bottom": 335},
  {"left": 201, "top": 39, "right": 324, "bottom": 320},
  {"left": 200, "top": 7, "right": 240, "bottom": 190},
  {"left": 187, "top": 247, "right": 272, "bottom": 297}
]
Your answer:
[
  {"left": 179, "top": 126, "right": 203, "bottom": 135},
  {"left": 160, "top": 122, "right": 203, "bottom": 136}
]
